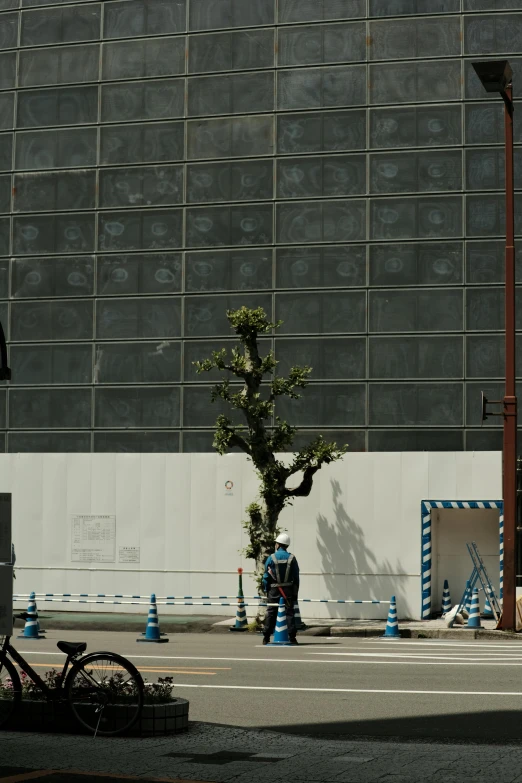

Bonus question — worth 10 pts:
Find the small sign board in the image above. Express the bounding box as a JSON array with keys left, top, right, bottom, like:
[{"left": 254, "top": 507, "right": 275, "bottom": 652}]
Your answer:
[
  {"left": 119, "top": 546, "right": 140, "bottom": 564},
  {"left": 71, "top": 514, "right": 116, "bottom": 563},
  {"left": 0, "top": 565, "right": 13, "bottom": 636}
]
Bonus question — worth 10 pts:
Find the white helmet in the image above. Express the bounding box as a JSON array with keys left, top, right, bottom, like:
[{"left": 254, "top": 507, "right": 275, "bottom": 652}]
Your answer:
[{"left": 275, "top": 533, "right": 290, "bottom": 547}]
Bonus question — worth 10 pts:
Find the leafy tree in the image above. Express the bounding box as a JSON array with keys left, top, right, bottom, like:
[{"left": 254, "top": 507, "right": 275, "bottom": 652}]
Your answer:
[{"left": 194, "top": 306, "right": 347, "bottom": 592}]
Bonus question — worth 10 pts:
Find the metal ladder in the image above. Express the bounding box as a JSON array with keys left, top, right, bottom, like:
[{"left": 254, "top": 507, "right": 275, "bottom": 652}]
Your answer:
[{"left": 449, "top": 541, "right": 501, "bottom": 626}]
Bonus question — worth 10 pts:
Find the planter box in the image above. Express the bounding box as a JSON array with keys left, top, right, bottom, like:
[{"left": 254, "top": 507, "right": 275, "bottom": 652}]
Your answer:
[{"left": 6, "top": 698, "right": 189, "bottom": 737}]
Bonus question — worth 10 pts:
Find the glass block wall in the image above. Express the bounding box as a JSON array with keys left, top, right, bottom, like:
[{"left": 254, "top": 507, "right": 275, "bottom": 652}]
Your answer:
[{"left": 0, "top": 0, "right": 520, "bottom": 453}]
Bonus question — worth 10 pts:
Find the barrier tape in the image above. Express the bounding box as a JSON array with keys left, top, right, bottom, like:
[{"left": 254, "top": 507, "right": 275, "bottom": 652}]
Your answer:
[{"left": 13, "top": 593, "right": 390, "bottom": 605}]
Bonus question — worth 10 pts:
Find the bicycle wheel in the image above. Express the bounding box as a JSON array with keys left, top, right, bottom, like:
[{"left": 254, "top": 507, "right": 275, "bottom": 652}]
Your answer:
[
  {"left": 65, "top": 652, "right": 144, "bottom": 737},
  {"left": 0, "top": 655, "right": 21, "bottom": 729}
]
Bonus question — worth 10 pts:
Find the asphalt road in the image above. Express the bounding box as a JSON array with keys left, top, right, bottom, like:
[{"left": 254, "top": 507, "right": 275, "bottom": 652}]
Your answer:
[{"left": 9, "top": 629, "right": 522, "bottom": 742}]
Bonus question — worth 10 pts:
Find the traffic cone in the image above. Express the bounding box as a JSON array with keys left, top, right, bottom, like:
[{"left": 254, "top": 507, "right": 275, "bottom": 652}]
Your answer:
[
  {"left": 17, "top": 592, "right": 45, "bottom": 639},
  {"left": 483, "top": 592, "right": 494, "bottom": 618},
  {"left": 467, "top": 588, "right": 481, "bottom": 628},
  {"left": 464, "top": 581, "right": 472, "bottom": 615},
  {"left": 33, "top": 596, "right": 46, "bottom": 634},
  {"left": 382, "top": 595, "right": 400, "bottom": 639},
  {"left": 441, "top": 579, "right": 452, "bottom": 615},
  {"left": 267, "top": 597, "right": 293, "bottom": 646},
  {"left": 294, "top": 600, "right": 306, "bottom": 631},
  {"left": 230, "top": 567, "right": 248, "bottom": 632},
  {"left": 137, "top": 594, "right": 169, "bottom": 643}
]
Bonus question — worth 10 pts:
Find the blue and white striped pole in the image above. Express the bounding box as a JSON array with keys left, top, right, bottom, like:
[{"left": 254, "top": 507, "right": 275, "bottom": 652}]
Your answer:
[
  {"left": 230, "top": 568, "right": 248, "bottom": 632},
  {"left": 382, "top": 595, "right": 400, "bottom": 639},
  {"left": 137, "top": 594, "right": 169, "bottom": 643},
  {"left": 441, "top": 580, "right": 451, "bottom": 615},
  {"left": 294, "top": 600, "right": 306, "bottom": 631},
  {"left": 267, "top": 597, "right": 293, "bottom": 647},
  {"left": 467, "top": 588, "right": 481, "bottom": 628},
  {"left": 464, "top": 580, "right": 472, "bottom": 615}
]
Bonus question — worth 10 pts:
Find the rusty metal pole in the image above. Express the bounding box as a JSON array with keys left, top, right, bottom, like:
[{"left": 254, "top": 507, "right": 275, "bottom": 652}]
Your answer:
[{"left": 501, "top": 83, "right": 517, "bottom": 631}]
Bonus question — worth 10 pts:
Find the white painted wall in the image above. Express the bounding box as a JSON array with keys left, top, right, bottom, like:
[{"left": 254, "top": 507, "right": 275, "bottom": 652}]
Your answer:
[{"left": 3, "top": 451, "right": 502, "bottom": 621}]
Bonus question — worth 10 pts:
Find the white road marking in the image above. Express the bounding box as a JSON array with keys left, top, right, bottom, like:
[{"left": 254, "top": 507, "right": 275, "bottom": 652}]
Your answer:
[
  {"left": 150, "top": 683, "right": 522, "bottom": 696},
  {"left": 363, "top": 640, "right": 522, "bottom": 649},
  {"left": 308, "top": 651, "right": 522, "bottom": 661}
]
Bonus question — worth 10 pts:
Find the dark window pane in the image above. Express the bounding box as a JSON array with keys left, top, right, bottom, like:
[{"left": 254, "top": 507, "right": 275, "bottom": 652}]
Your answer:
[
  {"left": 188, "top": 71, "right": 274, "bottom": 117},
  {"left": 466, "top": 148, "right": 522, "bottom": 191},
  {"left": 279, "top": 0, "right": 365, "bottom": 23},
  {"left": 277, "top": 109, "right": 366, "bottom": 155},
  {"left": 369, "top": 289, "right": 463, "bottom": 332},
  {"left": 0, "top": 175, "right": 11, "bottom": 213},
  {"left": 465, "top": 14, "right": 522, "bottom": 55},
  {"left": 104, "top": 0, "right": 186, "bottom": 38},
  {"left": 277, "top": 200, "right": 366, "bottom": 244},
  {"left": 187, "top": 115, "right": 274, "bottom": 160},
  {"left": 14, "top": 213, "right": 95, "bottom": 255},
  {"left": 369, "top": 335, "right": 463, "bottom": 379},
  {"left": 465, "top": 0, "right": 522, "bottom": 7},
  {"left": 370, "top": 105, "right": 462, "bottom": 149},
  {"left": 370, "top": 60, "right": 461, "bottom": 105},
  {"left": 183, "top": 339, "right": 271, "bottom": 382},
  {"left": 465, "top": 288, "right": 522, "bottom": 331},
  {"left": 289, "top": 429, "right": 365, "bottom": 451},
  {"left": 369, "top": 17, "right": 460, "bottom": 60},
  {"left": 99, "top": 165, "right": 183, "bottom": 209},
  {"left": 278, "top": 65, "right": 366, "bottom": 111},
  {"left": 466, "top": 194, "right": 522, "bottom": 237},
  {"left": 277, "top": 154, "right": 366, "bottom": 199},
  {"left": 275, "top": 337, "right": 366, "bottom": 380},
  {"left": 0, "top": 52, "right": 15, "bottom": 89},
  {"left": 370, "top": 196, "right": 462, "bottom": 240},
  {"left": 186, "top": 204, "right": 273, "bottom": 248},
  {"left": 17, "top": 86, "right": 98, "bottom": 128},
  {"left": 10, "top": 344, "right": 92, "bottom": 384},
  {"left": 102, "top": 37, "right": 185, "bottom": 80},
  {"left": 368, "top": 429, "right": 463, "bottom": 452},
  {"left": 276, "top": 291, "right": 366, "bottom": 334},
  {"left": 0, "top": 219, "right": 10, "bottom": 256},
  {"left": 19, "top": 44, "right": 100, "bottom": 87},
  {"left": 370, "top": 0, "right": 459, "bottom": 14},
  {"left": 95, "top": 341, "right": 181, "bottom": 384},
  {"left": 9, "top": 388, "right": 91, "bottom": 428},
  {"left": 96, "top": 298, "right": 181, "bottom": 339},
  {"left": 187, "top": 159, "right": 273, "bottom": 204},
  {"left": 189, "top": 0, "right": 274, "bottom": 31},
  {"left": 186, "top": 249, "right": 272, "bottom": 292},
  {"left": 466, "top": 242, "right": 522, "bottom": 284},
  {"left": 16, "top": 127, "right": 97, "bottom": 170},
  {"left": 188, "top": 29, "right": 274, "bottom": 73},
  {"left": 0, "top": 14, "right": 20, "bottom": 50},
  {"left": 0, "top": 259, "right": 9, "bottom": 297},
  {"left": 12, "top": 256, "right": 94, "bottom": 298},
  {"left": 8, "top": 431, "right": 91, "bottom": 453},
  {"left": 11, "top": 300, "right": 93, "bottom": 341},
  {"left": 23, "top": 0, "right": 99, "bottom": 5},
  {"left": 465, "top": 430, "right": 502, "bottom": 451},
  {"left": 100, "top": 121, "right": 184, "bottom": 165},
  {"left": 370, "top": 151, "right": 462, "bottom": 195},
  {"left": 95, "top": 387, "right": 180, "bottom": 428},
  {"left": 465, "top": 381, "right": 509, "bottom": 427},
  {"left": 101, "top": 79, "right": 184, "bottom": 123},
  {"left": 21, "top": 5, "right": 100, "bottom": 46},
  {"left": 276, "top": 245, "right": 366, "bottom": 289},
  {"left": 279, "top": 22, "right": 365, "bottom": 67},
  {"left": 0, "top": 93, "right": 14, "bottom": 130},
  {"left": 466, "top": 334, "right": 504, "bottom": 378},
  {"left": 97, "top": 254, "right": 180, "bottom": 296},
  {"left": 0, "top": 133, "right": 12, "bottom": 173},
  {"left": 96, "top": 253, "right": 182, "bottom": 296},
  {"left": 183, "top": 385, "right": 243, "bottom": 426},
  {"left": 464, "top": 103, "right": 522, "bottom": 145},
  {"left": 98, "top": 209, "right": 183, "bottom": 251},
  {"left": 369, "top": 383, "right": 463, "bottom": 426},
  {"left": 94, "top": 431, "right": 179, "bottom": 453},
  {"left": 14, "top": 171, "right": 96, "bottom": 212},
  {"left": 185, "top": 293, "right": 272, "bottom": 336},
  {"left": 465, "top": 58, "right": 522, "bottom": 100},
  {"left": 276, "top": 383, "right": 366, "bottom": 426},
  {"left": 369, "top": 242, "right": 463, "bottom": 286},
  {"left": 182, "top": 430, "right": 217, "bottom": 452}
]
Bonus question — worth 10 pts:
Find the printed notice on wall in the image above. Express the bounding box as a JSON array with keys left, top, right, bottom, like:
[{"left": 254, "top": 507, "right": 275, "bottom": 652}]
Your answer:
[
  {"left": 0, "top": 493, "right": 11, "bottom": 563},
  {"left": 0, "top": 565, "right": 13, "bottom": 635},
  {"left": 119, "top": 546, "right": 140, "bottom": 564},
  {"left": 71, "top": 515, "right": 116, "bottom": 563}
]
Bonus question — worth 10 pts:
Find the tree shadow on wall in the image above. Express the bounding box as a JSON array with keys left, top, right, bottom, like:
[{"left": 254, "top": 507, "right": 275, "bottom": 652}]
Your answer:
[{"left": 316, "top": 479, "right": 407, "bottom": 620}]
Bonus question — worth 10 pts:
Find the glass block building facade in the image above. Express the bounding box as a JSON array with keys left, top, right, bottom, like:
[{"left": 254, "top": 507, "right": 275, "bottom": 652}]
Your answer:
[{"left": 0, "top": 0, "right": 519, "bottom": 454}]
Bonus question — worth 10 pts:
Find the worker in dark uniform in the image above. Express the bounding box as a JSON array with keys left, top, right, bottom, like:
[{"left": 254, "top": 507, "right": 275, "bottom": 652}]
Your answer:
[{"left": 262, "top": 533, "right": 300, "bottom": 645}]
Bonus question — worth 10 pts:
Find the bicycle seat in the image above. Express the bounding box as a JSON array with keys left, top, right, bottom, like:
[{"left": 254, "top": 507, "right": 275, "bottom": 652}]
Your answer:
[
  {"left": 57, "top": 641, "right": 87, "bottom": 656},
  {"left": 15, "top": 612, "right": 30, "bottom": 622}
]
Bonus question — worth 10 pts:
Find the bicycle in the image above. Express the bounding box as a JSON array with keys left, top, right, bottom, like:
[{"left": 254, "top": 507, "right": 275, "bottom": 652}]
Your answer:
[{"left": 0, "top": 612, "right": 144, "bottom": 737}]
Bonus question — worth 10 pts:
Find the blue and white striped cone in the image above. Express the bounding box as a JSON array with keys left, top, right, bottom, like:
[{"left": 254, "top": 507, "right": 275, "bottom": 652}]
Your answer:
[
  {"left": 382, "top": 595, "right": 400, "bottom": 639},
  {"left": 230, "top": 568, "right": 248, "bottom": 632},
  {"left": 467, "top": 588, "right": 482, "bottom": 628},
  {"left": 294, "top": 601, "right": 306, "bottom": 631},
  {"left": 267, "top": 597, "right": 293, "bottom": 646},
  {"left": 137, "top": 594, "right": 169, "bottom": 643},
  {"left": 17, "top": 592, "right": 45, "bottom": 639},
  {"left": 441, "top": 579, "right": 452, "bottom": 615},
  {"left": 33, "top": 596, "right": 46, "bottom": 635},
  {"left": 482, "top": 592, "right": 494, "bottom": 618}
]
